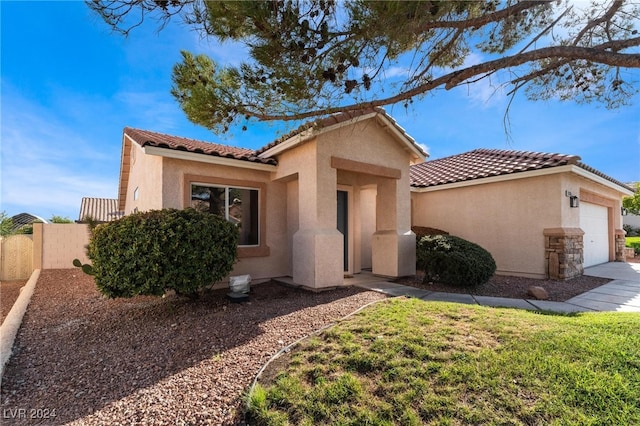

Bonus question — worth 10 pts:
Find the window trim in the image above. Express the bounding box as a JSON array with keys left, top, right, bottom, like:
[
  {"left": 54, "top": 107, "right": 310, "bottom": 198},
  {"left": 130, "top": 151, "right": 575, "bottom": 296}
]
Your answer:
[{"left": 184, "top": 174, "right": 270, "bottom": 258}]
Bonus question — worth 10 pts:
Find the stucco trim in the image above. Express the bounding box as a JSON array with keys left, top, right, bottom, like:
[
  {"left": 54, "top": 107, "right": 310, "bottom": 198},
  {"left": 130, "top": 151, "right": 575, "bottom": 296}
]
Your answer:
[
  {"left": 183, "top": 174, "right": 270, "bottom": 258},
  {"left": 145, "top": 146, "right": 277, "bottom": 172},
  {"left": 331, "top": 156, "right": 402, "bottom": 179},
  {"left": 117, "top": 134, "right": 136, "bottom": 212},
  {"left": 543, "top": 227, "right": 585, "bottom": 237}
]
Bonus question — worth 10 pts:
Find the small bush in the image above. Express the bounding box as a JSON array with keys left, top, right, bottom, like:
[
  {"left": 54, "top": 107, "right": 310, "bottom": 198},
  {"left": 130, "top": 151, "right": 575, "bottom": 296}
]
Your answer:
[
  {"left": 417, "top": 234, "right": 496, "bottom": 287},
  {"left": 630, "top": 242, "right": 640, "bottom": 255},
  {"left": 87, "top": 208, "right": 238, "bottom": 298}
]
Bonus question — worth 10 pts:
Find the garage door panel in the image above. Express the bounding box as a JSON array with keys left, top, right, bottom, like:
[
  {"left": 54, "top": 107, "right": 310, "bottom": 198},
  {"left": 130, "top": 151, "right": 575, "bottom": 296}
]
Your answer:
[{"left": 580, "top": 202, "right": 609, "bottom": 268}]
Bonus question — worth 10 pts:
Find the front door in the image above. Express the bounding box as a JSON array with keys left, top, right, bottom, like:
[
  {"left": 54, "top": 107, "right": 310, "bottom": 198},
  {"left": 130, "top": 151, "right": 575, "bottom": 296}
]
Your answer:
[{"left": 337, "top": 190, "right": 349, "bottom": 271}]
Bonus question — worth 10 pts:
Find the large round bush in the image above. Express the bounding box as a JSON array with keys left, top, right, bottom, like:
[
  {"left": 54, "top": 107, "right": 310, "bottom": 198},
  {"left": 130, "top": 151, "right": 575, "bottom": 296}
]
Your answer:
[
  {"left": 88, "top": 208, "right": 238, "bottom": 298},
  {"left": 417, "top": 234, "right": 496, "bottom": 287}
]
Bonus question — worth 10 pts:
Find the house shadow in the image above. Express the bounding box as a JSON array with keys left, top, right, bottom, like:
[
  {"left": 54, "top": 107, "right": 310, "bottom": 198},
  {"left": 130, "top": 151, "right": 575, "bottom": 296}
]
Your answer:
[{"left": 0, "top": 270, "right": 376, "bottom": 424}]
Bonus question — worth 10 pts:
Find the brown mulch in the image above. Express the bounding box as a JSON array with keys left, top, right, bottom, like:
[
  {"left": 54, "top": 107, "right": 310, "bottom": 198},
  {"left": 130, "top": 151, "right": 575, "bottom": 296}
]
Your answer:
[
  {"left": 1, "top": 280, "right": 26, "bottom": 323},
  {"left": 396, "top": 271, "right": 612, "bottom": 302},
  {"left": 0, "top": 269, "right": 386, "bottom": 425}
]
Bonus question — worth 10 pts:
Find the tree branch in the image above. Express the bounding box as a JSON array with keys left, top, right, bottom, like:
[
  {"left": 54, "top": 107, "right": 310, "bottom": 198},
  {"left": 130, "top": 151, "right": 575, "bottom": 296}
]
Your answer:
[{"left": 243, "top": 41, "right": 640, "bottom": 123}]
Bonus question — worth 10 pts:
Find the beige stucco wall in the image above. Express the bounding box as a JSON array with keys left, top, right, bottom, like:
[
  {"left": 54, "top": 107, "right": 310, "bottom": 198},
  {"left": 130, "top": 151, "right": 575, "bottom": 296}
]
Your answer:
[
  {"left": 159, "top": 157, "right": 289, "bottom": 281},
  {"left": 125, "top": 142, "right": 164, "bottom": 214},
  {"left": 412, "top": 170, "right": 628, "bottom": 278},
  {"left": 33, "top": 223, "right": 90, "bottom": 270},
  {"left": 412, "top": 173, "right": 564, "bottom": 278}
]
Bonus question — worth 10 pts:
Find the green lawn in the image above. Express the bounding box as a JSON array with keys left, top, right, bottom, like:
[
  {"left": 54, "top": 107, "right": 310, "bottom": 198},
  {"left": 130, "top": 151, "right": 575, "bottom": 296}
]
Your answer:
[
  {"left": 627, "top": 236, "right": 640, "bottom": 246},
  {"left": 247, "top": 299, "right": 640, "bottom": 425}
]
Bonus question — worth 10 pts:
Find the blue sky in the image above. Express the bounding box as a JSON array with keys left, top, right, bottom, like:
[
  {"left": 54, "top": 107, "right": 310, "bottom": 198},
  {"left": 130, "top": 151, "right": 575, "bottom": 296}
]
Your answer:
[{"left": 2, "top": 1, "right": 639, "bottom": 221}]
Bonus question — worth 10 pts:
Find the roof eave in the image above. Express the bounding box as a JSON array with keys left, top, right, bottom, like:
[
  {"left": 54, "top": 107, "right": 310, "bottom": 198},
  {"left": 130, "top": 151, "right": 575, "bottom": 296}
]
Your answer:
[
  {"left": 143, "top": 146, "right": 278, "bottom": 172},
  {"left": 411, "top": 164, "right": 634, "bottom": 196}
]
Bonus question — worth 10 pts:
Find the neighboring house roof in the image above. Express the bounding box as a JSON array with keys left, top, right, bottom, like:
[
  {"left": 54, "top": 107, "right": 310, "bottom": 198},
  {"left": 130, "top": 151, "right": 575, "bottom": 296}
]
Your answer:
[
  {"left": 78, "top": 197, "right": 122, "bottom": 222},
  {"left": 123, "top": 127, "right": 277, "bottom": 166},
  {"left": 410, "top": 148, "right": 633, "bottom": 192},
  {"left": 10, "top": 213, "right": 48, "bottom": 231},
  {"left": 256, "top": 107, "right": 427, "bottom": 161}
]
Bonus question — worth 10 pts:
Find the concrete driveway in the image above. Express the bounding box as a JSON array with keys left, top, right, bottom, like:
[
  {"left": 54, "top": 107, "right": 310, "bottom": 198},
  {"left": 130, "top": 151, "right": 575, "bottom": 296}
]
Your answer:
[{"left": 566, "top": 262, "right": 640, "bottom": 312}]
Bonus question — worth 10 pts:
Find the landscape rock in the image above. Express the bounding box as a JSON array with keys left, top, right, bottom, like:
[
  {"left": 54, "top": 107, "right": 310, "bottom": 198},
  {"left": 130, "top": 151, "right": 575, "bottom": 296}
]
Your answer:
[{"left": 527, "top": 286, "right": 549, "bottom": 300}]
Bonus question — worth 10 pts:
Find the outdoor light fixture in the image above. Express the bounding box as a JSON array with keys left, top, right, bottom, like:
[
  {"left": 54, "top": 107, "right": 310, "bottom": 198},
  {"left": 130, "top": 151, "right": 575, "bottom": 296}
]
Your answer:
[
  {"left": 621, "top": 207, "right": 628, "bottom": 216},
  {"left": 565, "top": 190, "right": 580, "bottom": 208}
]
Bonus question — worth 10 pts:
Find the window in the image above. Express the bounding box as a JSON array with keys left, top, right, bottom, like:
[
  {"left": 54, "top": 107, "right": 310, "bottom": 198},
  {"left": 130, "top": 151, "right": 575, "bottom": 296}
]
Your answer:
[
  {"left": 133, "top": 187, "right": 139, "bottom": 201},
  {"left": 191, "top": 183, "right": 259, "bottom": 246}
]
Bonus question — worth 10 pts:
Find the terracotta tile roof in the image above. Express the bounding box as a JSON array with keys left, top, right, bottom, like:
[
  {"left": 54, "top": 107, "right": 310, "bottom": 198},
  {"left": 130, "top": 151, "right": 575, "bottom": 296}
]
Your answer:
[
  {"left": 78, "top": 197, "right": 122, "bottom": 223},
  {"left": 124, "top": 127, "right": 277, "bottom": 165},
  {"left": 256, "top": 107, "right": 426, "bottom": 157},
  {"left": 410, "top": 148, "right": 632, "bottom": 191}
]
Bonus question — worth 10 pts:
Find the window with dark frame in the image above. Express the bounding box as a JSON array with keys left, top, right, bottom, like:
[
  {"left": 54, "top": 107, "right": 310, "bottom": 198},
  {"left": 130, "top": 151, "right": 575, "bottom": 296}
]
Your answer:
[{"left": 191, "top": 183, "right": 259, "bottom": 246}]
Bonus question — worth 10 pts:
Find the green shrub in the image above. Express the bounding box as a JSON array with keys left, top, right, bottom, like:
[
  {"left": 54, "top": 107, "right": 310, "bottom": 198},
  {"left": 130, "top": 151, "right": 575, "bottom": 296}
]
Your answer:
[
  {"left": 416, "top": 234, "right": 496, "bottom": 287},
  {"left": 87, "top": 208, "right": 238, "bottom": 298},
  {"left": 630, "top": 242, "right": 640, "bottom": 255}
]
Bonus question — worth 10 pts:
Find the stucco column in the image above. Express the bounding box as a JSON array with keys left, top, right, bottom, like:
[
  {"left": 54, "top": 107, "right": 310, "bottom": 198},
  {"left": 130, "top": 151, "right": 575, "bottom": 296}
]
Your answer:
[
  {"left": 372, "top": 177, "right": 416, "bottom": 277},
  {"left": 292, "top": 159, "right": 343, "bottom": 288}
]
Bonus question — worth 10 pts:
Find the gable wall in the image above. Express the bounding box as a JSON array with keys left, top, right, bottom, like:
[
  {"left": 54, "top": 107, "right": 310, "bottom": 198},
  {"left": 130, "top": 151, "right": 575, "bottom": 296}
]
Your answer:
[
  {"left": 125, "top": 142, "right": 164, "bottom": 214},
  {"left": 318, "top": 119, "right": 414, "bottom": 231},
  {"left": 412, "top": 173, "right": 564, "bottom": 278}
]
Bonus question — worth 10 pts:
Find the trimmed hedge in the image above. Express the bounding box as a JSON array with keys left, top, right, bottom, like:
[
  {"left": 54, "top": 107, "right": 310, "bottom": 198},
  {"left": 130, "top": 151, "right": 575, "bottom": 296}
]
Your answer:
[
  {"left": 417, "top": 234, "right": 496, "bottom": 287},
  {"left": 87, "top": 208, "right": 238, "bottom": 298}
]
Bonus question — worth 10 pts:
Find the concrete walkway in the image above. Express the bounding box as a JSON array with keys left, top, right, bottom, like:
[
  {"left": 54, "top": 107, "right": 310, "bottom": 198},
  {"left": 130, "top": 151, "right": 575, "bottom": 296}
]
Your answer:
[{"left": 350, "top": 262, "right": 640, "bottom": 313}]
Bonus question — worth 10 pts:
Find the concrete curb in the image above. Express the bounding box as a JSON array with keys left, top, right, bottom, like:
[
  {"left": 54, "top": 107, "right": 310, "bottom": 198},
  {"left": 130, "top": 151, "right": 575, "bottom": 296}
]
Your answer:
[{"left": 1, "top": 269, "right": 40, "bottom": 385}]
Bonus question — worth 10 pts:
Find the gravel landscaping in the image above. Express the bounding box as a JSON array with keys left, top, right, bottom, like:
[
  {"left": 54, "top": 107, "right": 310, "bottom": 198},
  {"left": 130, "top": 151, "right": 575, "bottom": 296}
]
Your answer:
[
  {"left": 1, "top": 280, "right": 26, "bottom": 323},
  {"left": 396, "top": 272, "right": 612, "bottom": 302},
  {"left": 0, "top": 263, "right": 628, "bottom": 424},
  {"left": 0, "top": 270, "right": 386, "bottom": 425}
]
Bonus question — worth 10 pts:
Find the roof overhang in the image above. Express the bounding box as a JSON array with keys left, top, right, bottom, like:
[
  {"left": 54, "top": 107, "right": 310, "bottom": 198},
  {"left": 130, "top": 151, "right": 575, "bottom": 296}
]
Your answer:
[
  {"left": 143, "top": 146, "right": 278, "bottom": 172},
  {"left": 258, "top": 111, "right": 426, "bottom": 162},
  {"left": 411, "top": 164, "right": 634, "bottom": 196}
]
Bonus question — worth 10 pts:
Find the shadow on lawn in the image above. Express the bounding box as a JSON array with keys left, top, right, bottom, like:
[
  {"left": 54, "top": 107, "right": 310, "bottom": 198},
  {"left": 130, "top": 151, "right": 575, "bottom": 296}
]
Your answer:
[{"left": 0, "top": 269, "right": 367, "bottom": 424}]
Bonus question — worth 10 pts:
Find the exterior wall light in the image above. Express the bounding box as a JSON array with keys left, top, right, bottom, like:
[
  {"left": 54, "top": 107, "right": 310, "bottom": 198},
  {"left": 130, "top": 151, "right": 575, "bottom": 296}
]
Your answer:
[
  {"left": 621, "top": 207, "right": 628, "bottom": 216},
  {"left": 565, "top": 190, "right": 579, "bottom": 208}
]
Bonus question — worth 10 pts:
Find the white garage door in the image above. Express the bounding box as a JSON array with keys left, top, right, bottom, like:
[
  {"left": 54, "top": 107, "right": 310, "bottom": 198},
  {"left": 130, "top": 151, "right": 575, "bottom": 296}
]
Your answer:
[{"left": 580, "top": 202, "right": 609, "bottom": 267}]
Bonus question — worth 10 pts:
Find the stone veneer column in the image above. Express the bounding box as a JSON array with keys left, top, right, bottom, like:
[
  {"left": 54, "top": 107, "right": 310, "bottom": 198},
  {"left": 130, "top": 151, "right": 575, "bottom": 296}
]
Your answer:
[
  {"left": 615, "top": 229, "right": 627, "bottom": 262},
  {"left": 543, "top": 228, "right": 584, "bottom": 280}
]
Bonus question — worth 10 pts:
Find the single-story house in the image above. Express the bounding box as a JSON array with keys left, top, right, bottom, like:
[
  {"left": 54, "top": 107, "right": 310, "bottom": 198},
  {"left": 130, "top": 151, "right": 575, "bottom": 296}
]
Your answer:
[{"left": 116, "top": 108, "right": 632, "bottom": 288}]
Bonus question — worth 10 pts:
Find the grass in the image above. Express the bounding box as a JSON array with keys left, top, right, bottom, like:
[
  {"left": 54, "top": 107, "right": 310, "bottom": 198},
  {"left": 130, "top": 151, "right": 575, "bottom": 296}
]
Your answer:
[
  {"left": 626, "top": 236, "right": 640, "bottom": 246},
  {"left": 246, "top": 299, "right": 640, "bottom": 425}
]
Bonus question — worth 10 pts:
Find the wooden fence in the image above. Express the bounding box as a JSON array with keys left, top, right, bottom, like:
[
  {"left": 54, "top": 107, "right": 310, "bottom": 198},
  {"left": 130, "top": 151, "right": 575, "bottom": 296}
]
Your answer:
[{"left": 0, "top": 235, "right": 33, "bottom": 281}]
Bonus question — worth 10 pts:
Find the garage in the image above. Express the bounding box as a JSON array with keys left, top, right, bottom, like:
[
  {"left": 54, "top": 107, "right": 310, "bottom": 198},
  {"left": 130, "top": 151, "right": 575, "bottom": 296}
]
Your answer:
[{"left": 580, "top": 202, "right": 610, "bottom": 267}]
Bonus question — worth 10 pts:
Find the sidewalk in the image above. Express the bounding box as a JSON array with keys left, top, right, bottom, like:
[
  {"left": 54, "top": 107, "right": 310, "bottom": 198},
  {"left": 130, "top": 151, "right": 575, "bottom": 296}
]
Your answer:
[{"left": 350, "top": 262, "right": 640, "bottom": 313}]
